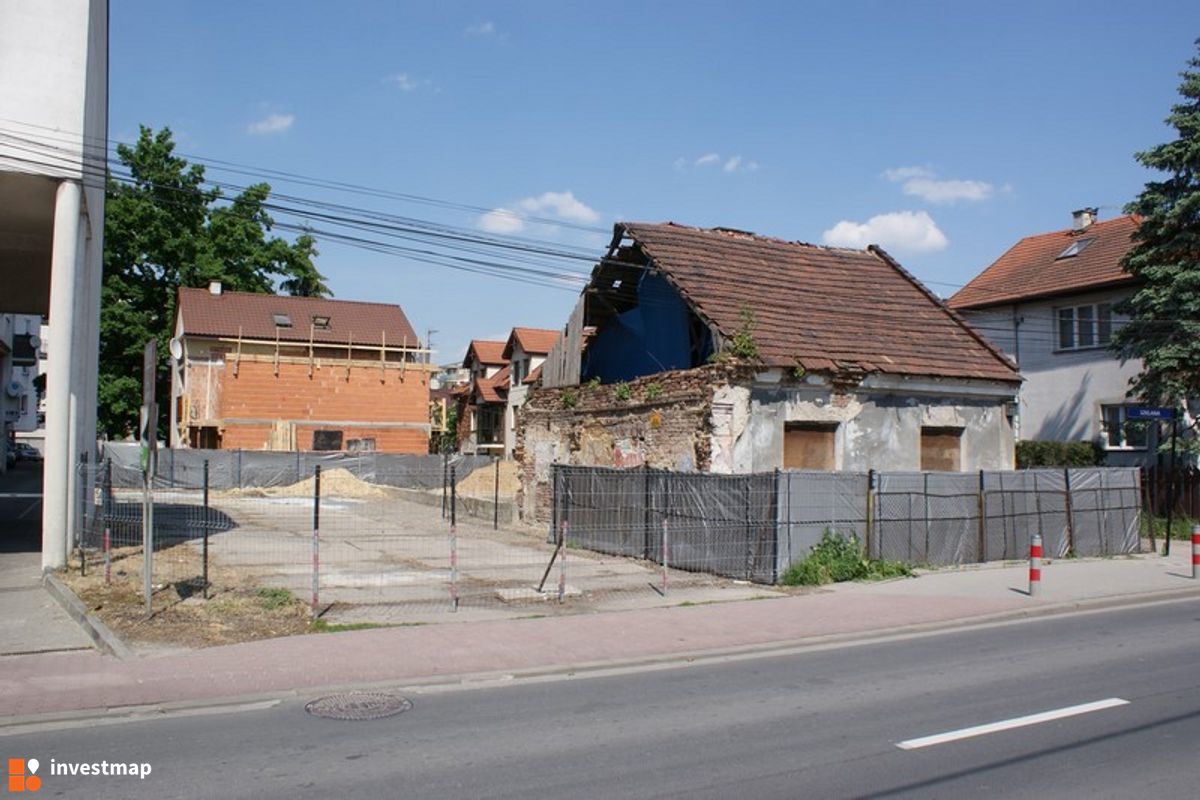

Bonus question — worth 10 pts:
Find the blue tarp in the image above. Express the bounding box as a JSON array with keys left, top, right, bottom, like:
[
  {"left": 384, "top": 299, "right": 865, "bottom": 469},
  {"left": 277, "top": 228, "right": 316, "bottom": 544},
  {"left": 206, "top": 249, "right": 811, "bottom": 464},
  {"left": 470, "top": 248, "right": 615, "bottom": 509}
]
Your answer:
[{"left": 582, "top": 272, "right": 706, "bottom": 382}]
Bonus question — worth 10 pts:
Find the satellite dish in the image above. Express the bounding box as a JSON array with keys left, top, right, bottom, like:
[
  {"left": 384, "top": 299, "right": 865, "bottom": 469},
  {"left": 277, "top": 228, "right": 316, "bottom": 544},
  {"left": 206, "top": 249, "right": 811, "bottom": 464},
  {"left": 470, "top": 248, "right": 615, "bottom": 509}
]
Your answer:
[
  {"left": 27, "top": 335, "right": 40, "bottom": 350},
  {"left": 168, "top": 337, "right": 184, "bottom": 361},
  {"left": 5, "top": 381, "right": 22, "bottom": 398}
]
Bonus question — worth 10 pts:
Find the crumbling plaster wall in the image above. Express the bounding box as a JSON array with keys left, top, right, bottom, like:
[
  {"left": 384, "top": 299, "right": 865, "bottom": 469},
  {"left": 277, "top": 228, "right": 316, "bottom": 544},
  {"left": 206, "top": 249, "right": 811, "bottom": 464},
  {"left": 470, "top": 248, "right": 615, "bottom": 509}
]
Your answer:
[{"left": 729, "top": 370, "right": 1015, "bottom": 472}]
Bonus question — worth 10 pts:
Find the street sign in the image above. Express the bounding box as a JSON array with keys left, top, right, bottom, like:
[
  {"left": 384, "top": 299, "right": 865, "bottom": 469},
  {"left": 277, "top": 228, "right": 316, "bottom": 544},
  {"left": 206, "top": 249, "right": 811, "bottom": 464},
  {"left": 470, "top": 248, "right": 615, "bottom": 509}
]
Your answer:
[
  {"left": 141, "top": 341, "right": 158, "bottom": 478},
  {"left": 1127, "top": 407, "right": 1175, "bottom": 420}
]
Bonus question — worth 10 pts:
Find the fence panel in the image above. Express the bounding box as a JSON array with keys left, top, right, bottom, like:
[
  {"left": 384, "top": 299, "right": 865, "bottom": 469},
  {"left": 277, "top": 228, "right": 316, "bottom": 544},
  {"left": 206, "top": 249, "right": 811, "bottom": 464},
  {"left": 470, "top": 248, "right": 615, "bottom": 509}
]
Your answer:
[{"left": 777, "top": 471, "right": 868, "bottom": 575}]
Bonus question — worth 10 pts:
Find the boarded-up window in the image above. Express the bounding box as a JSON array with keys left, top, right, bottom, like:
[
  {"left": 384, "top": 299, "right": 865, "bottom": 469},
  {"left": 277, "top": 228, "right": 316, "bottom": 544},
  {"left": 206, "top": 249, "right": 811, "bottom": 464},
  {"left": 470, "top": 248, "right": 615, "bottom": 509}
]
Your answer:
[
  {"left": 312, "top": 430, "right": 344, "bottom": 451},
  {"left": 920, "top": 427, "right": 962, "bottom": 471},
  {"left": 784, "top": 423, "right": 837, "bottom": 470},
  {"left": 189, "top": 426, "right": 221, "bottom": 449}
]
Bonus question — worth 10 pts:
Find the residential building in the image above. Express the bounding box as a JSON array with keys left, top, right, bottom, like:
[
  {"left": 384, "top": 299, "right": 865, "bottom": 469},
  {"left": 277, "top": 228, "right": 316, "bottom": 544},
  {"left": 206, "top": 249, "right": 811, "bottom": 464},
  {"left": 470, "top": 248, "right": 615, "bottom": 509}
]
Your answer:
[
  {"left": 520, "top": 222, "right": 1020, "bottom": 520},
  {"left": 501, "top": 327, "right": 559, "bottom": 458},
  {"left": 0, "top": 314, "right": 43, "bottom": 470},
  {"left": 170, "top": 284, "right": 431, "bottom": 453},
  {"left": 948, "top": 211, "right": 1153, "bottom": 466},
  {"left": 0, "top": 0, "right": 107, "bottom": 567},
  {"left": 457, "top": 339, "right": 509, "bottom": 455}
]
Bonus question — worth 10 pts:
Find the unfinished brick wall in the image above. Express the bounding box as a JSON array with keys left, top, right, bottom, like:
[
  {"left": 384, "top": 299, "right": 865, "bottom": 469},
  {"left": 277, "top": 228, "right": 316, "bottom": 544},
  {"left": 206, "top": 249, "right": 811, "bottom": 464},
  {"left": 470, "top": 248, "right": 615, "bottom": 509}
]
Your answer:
[
  {"left": 515, "top": 365, "right": 745, "bottom": 523},
  {"left": 188, "top": 349, "right": 430, "bottom": 453}
]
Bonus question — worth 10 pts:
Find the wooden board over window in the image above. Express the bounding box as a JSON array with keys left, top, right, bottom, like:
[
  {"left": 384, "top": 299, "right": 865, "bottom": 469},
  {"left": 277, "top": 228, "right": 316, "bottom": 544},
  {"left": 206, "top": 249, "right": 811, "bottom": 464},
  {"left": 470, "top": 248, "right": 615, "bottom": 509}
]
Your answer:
[
  {"left": 784, "top": 423, "right": 837, "bottom": 470},
  {"left": 312, "top": 429, "right": 344, "bottom": 451},
  {"left": 921, "top": 427, "right": 962, "bottom": 471}
]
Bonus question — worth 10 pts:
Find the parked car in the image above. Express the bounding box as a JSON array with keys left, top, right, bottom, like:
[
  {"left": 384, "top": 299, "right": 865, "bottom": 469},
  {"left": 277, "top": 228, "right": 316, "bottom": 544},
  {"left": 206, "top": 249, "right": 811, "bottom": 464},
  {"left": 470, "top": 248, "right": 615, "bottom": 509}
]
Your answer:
[{"left": 13, "top": 443, "right": 42, "bottom": 462}]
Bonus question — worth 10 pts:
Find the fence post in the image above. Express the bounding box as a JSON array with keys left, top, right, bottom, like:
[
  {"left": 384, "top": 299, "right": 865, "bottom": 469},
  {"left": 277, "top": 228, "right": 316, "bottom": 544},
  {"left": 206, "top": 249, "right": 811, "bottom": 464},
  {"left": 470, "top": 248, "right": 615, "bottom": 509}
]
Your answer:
[
  {"left": 559, "top": 482, "right": 568, "bottom": 604},
  {"left": 236, "top": 448, "right": 243, "bottom": 489},
  {"left": 311, "top": 465, "right": 321, "bottom": 617},
  {"left": 661, "top": 477, "right": 670, "bottom": 596},
  {"left": 143, "top": 456, "right": 153, "bottom": 618},
  {"left": 922, "top": 472, "right": 930, "bottom": 563},
  {"left": 773, "top": 468, "right": 782, "bottom": 584},
  {"left": 978, "top": 470, "right": 987, "bottom": 563},
  {"left": 449, "top": 465, "right": 459, "bottom": 611},
  {"left": 493, "top": 455, "right": 500, "bottom": 530},
  {"left": 442, "top": 452, "right": 448, "bottom": 519},
  {"left": 1029, "top": 532, "right": 1042, "bottom": 597},
  {"left": 866, "top": 469, "right": 876, "bottom": 559},
  {"left": 1063, "top": 467, "right": 1076, "bottom": 556},
  {"left": 103, "top": 526, "right": 111, "bottom": 587},
  {"left": 202, "top": 459, "right": 210, "bottom": 599},
  {"left": 642, "top": 464, "right": 652, "bottom": 561},
  {"left": 1142, "top": 467, "right": 1157, "bottom": 554},
  {"left": 744, "top": 474, "right": 754, "bottom": 581}
]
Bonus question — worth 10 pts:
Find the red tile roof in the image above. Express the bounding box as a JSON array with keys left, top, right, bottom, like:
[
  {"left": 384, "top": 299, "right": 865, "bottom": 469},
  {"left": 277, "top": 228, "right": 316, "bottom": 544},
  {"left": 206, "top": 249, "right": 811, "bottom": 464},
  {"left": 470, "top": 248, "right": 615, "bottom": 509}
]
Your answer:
[
  {"left": 949, "top": 215, "right": 1139, "bottom": 310},
  {"left": 177, "top": 287, "right": 418, "bottom": 347},
  {"left": 619, "top": 222, "right": 1018, "bottom": 383},
  {"left": 524, "top": 363, "right": 543, "bottom": 385},
  {"left": 503, "top": 327, "right": 561, "bottom": 359},
  {"left": 475, "top": 365, "right": 510, "bottom": 403},
  {"left": 463, "top": 340, "right": 507, "bottom": 368}
]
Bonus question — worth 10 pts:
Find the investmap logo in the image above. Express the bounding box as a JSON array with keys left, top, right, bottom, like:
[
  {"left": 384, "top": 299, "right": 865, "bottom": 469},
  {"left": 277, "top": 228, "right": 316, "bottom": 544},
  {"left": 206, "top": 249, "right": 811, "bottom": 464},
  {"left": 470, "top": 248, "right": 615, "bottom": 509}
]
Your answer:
[
  {"left": 7, "top": 757, "right": 152, "bottom": 792},
  {"left": 7, "top": 759, "right": 40, "bottom": 793}
]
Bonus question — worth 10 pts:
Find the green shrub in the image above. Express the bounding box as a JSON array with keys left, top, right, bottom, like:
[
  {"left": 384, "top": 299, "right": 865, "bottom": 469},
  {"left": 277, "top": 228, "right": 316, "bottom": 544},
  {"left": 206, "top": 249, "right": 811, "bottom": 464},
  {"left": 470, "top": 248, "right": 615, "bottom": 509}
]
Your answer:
[
  {"left": 614, "top": 382, "right": 632, "bottom": 401},
  {"left": 1016, "top": 440, "right": 1105, "bottom": 468},
  {"left": 780, "top": 531, "right": 913, "bottom": 586},
  {"left": 1141, "top": 514, "right": 1198, "bottom": 541},
  {"left": 256, "top": 586, "right": 294, "bottom": 610},
  {"left": 561, "top": 390, "right": 578, "bottom": 409},
  {"left": 645, "top": 382, "right": 663, "bottom": 401}
]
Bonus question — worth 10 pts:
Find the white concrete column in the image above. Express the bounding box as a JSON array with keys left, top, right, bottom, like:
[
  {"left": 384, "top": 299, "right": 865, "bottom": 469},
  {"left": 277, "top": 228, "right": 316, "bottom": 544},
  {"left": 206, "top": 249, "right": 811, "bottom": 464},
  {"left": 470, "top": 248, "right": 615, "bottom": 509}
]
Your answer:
[{"left": 42, "top": 179, "right": 82, "bottom": 570}]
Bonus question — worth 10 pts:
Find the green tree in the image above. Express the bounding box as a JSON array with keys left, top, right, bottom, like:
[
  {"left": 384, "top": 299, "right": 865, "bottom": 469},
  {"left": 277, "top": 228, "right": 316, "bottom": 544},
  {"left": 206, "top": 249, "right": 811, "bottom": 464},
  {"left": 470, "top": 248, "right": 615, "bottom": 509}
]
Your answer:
[
  {"left": 100, "top": 126, "right": 330, "bottom": 437},
  {"left": 1112, "top": 41, "right": 1200, "bottom": 435}
]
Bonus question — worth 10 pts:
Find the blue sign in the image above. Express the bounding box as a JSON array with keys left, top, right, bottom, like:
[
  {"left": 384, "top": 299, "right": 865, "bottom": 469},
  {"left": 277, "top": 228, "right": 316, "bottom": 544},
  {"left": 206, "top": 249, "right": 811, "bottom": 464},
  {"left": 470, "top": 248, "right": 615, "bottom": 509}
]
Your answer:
[{"left": 1127, "top": 407, "right": 1176, "bottom": 420}]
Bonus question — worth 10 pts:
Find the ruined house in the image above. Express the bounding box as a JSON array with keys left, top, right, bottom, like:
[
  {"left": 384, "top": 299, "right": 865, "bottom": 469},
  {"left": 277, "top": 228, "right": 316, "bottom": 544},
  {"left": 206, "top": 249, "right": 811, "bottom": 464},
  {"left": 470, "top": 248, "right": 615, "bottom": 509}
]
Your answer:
[
  {"left": 170, "top": 283, "right": 431, "bottom": 453},
  {"left": 518, "top": 222, "right": 1022, "bottom": 522}
]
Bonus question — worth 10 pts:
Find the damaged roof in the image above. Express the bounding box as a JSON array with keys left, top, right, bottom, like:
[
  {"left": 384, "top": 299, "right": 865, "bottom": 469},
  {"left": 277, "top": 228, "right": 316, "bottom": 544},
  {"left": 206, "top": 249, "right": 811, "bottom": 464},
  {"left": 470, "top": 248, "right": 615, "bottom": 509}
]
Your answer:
[
  {"left": 178, "top": 287, "right": 418, "bottom": 347},
  {"left": 613, "top": 221, "right": 1019, "bottom": 384},
  {"left": 948, "top": 215, "right": 1139, "bottom": 310}
]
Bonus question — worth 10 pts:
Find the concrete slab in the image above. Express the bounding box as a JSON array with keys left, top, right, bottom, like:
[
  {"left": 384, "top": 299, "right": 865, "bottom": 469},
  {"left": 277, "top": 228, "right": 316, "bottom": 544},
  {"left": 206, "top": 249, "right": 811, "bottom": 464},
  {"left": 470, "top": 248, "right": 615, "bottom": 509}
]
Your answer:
[{"left": 0, "top": 553, "right": 93, "bottom": 656}]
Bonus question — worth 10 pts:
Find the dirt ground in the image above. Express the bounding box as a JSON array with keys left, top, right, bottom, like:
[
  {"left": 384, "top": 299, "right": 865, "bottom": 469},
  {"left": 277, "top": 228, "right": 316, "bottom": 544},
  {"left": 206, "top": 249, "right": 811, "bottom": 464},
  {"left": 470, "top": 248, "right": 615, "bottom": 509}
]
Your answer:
[{"left": 60, "top": 545, "right": 312, "bottom": 650}]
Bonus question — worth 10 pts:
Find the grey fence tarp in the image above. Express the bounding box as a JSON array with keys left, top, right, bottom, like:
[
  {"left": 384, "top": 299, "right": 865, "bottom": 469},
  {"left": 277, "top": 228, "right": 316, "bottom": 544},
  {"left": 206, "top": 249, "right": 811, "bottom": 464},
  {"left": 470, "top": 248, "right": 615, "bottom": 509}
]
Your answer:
[
  {"left": 102, "top": 444, "right": 492, "bottom": 492},
  {"left": 555, "top": 464, "right": 1142, "bottom": 584}
]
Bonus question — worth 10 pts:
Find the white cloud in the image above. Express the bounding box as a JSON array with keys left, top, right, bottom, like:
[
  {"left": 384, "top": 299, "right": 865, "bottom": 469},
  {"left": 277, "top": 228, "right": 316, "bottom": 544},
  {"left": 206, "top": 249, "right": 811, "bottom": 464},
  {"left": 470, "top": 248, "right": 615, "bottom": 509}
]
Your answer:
[
  {"left": 821, "top": 210, "right": 948, "bottom": 253},
  {"left": 247, "top": 113, "right": 294, "bottom": 135},
  {"left": 478, "top": 191, "right": 601, "bottom": 234},
  {"left": 745, "top": 161, "right": 760, "bottom": 172},
  {"left": 390, "top": 73, "right": 420, "bottom": 91},
  {"left": 465, "top": 21, "right": 496, "bottom": 36},
  {"left": 695, "top": 152, "right": 720, "bottom": 166},
  {"left": 723, "top": 156, "right": 742, "bottom": 173},
  {"left": 478, "top": 208, "right": 525, "bottom": 234},
  {"left": 883, "top": 165, "right": 994, "bottom": 204},
  {"left": 516, "top": 191, "right": 601, "bottom": 224},
  {"left": 673, "top": 157, "right": 688, "bottom": 172}
]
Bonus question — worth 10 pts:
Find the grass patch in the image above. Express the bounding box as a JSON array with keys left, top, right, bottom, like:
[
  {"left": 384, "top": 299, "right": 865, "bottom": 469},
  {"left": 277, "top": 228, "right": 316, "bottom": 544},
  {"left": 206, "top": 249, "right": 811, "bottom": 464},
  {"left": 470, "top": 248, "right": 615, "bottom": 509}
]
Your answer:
[
  {"left": 309, "top": 619, "right": 407, "bottom": 633},
  {"left": 780, "top": 531, "right": 913, "bottom": 586},
  {"left": 257, "top": 586, "right": 295, "bottom": 610},
  {"left": 1141, "top": 514, "right": 1198, "bottom": 541}
]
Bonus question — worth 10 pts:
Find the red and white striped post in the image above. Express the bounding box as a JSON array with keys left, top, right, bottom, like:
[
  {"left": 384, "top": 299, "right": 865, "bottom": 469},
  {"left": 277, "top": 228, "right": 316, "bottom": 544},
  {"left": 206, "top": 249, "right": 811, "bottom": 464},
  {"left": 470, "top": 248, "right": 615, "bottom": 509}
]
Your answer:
[
  {"left": 103, "top": 527, "right": 111, "bottom": 587},
  {"left": 1191, "top": 524, "right": 1199, "bottom": 580},
  {"left": 558, "top": 520, "right": 567, "bottom": 603},
  {"left": 1029, "top": 533, "right": 1042, "bottom": 597}
]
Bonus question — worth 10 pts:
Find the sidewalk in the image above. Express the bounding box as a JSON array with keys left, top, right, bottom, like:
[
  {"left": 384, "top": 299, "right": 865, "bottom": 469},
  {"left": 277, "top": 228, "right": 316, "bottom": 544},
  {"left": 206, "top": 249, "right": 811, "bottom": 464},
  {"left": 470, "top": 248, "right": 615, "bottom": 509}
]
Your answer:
[
  {"left": 1, "top": 547, "right": 1197, "bottom": 722},
  {"left": 0, "top": 552, "right": 94, "bottom": 657}
]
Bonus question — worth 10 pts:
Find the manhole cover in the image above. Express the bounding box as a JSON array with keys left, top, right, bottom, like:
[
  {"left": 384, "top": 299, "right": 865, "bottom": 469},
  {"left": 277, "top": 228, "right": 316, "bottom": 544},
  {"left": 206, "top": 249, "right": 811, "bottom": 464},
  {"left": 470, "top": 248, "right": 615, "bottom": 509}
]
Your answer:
[{"left": 304, "top": 691, "right": 413, "bottom": 721}]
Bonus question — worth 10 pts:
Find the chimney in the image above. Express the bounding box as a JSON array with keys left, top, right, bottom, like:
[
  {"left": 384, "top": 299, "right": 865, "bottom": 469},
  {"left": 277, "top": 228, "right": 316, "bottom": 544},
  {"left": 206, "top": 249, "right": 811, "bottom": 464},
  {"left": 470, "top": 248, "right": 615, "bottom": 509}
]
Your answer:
[
  {"left": 1071, "top": 207, "right": 1098, "bottom": 232},
  {"left": 208, "top": 280, "right": 222, "bottom": 295}
]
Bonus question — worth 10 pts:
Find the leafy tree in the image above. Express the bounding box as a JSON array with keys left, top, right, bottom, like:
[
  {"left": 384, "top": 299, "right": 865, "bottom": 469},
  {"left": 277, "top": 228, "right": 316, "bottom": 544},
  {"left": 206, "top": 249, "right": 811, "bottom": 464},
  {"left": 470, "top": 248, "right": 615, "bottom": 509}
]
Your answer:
[
  {"left": 1112, "top": 41, "right": 1200, "bottom": 436},
  {"left": 100, "top": 126, "right": 330, "bottom": 437}
]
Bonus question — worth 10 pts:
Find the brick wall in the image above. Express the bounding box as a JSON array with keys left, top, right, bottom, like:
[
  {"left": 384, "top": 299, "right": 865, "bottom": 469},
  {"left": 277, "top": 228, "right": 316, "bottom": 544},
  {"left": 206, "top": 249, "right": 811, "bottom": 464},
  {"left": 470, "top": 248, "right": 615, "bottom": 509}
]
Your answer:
[
  {"left": 187, "top": 350, "right": 430, "bottom": 453},
  {"left": 515, "top": 365, "right": 746, "bottom": 523}
]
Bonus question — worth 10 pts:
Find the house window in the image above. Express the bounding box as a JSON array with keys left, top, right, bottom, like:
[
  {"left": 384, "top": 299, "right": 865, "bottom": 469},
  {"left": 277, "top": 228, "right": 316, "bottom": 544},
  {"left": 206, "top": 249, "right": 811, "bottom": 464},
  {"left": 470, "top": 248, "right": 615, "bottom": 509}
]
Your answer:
[
  {"left": 920, "top": 427, "right": 962, "bottom": 471},
  {"left": 1101, "top": 405, "right": 1149, "bottom": 450},
  {"left": 312, "top": 430, "right": 344, "bottom": 451},
  {"left": 273, "top": 313, "right": 293, "bottom": 328},
  {"left": 1056, "top": 303, "right": 1113, "bottom": 351},
  {"left": 783, "top": 423, "right": 837, "bottom": 470},
  {"left": 346, "top": 437, "right": 376, "bottom": 452}
]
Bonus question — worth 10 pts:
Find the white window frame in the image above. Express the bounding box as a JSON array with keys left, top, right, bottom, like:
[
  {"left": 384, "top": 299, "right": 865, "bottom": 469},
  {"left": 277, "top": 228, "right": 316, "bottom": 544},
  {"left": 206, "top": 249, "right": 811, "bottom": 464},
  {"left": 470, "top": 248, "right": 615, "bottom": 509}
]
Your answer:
[
  {"left": 1100, "top": 404, "right": 1149, "bottom": 451},
  {"left": 1056, "top": 302, "right": 1114, "bottom": 351}
]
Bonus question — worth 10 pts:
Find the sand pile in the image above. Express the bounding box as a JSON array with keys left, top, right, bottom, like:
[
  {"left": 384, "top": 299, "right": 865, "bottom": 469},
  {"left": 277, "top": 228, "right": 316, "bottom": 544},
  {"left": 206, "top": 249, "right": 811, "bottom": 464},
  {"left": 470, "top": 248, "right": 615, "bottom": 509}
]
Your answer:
[
  {"left": 456, "top": 460, "right": 520, "bottom": 498},
  {"left": 226, "top": 468, "right": 393, "bottom": 499}
]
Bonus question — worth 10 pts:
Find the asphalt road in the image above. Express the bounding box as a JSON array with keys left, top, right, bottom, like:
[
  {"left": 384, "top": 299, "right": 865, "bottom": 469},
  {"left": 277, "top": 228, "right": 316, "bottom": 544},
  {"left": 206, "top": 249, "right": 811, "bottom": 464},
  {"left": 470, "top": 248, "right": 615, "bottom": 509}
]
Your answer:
[{"left": 6, "top": 598, "right": 1200, "bottom": 799}]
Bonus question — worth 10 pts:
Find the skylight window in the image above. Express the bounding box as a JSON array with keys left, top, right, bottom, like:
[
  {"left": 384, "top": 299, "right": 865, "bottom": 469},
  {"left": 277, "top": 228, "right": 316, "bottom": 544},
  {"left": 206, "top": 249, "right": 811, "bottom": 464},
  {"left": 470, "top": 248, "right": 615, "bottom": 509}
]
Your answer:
[
  {"left": 311, "top": 315, "right": 331, "bottom": 330},
  {"left": 273, "top": 313, "right": 292, "bottom": 327},
  {"left": 1057, "top": 237, "right": 1095, "bottom": 259}
]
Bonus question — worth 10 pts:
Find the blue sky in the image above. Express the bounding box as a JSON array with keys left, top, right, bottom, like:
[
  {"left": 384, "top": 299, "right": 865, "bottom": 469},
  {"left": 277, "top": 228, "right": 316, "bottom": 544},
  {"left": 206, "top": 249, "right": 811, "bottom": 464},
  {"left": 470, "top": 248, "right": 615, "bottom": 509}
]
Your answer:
[{"left": 108, "top": 1, "right": 1200, "bottom": 363}]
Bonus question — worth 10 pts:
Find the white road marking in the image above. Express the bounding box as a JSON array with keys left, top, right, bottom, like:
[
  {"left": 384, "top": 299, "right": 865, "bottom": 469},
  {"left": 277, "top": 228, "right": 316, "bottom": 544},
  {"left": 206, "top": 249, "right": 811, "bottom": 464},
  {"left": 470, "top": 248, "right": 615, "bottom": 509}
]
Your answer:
[{"left": 896, "top": 698, "right": 1130, "bottom": 750}]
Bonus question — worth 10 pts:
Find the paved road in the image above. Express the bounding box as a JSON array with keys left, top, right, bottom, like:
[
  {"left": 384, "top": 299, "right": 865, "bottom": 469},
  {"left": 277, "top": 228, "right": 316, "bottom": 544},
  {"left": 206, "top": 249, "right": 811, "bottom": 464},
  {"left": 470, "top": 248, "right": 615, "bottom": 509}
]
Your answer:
[{"left": 5, "top": 598, "right": 1199, "bottom": 799}]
